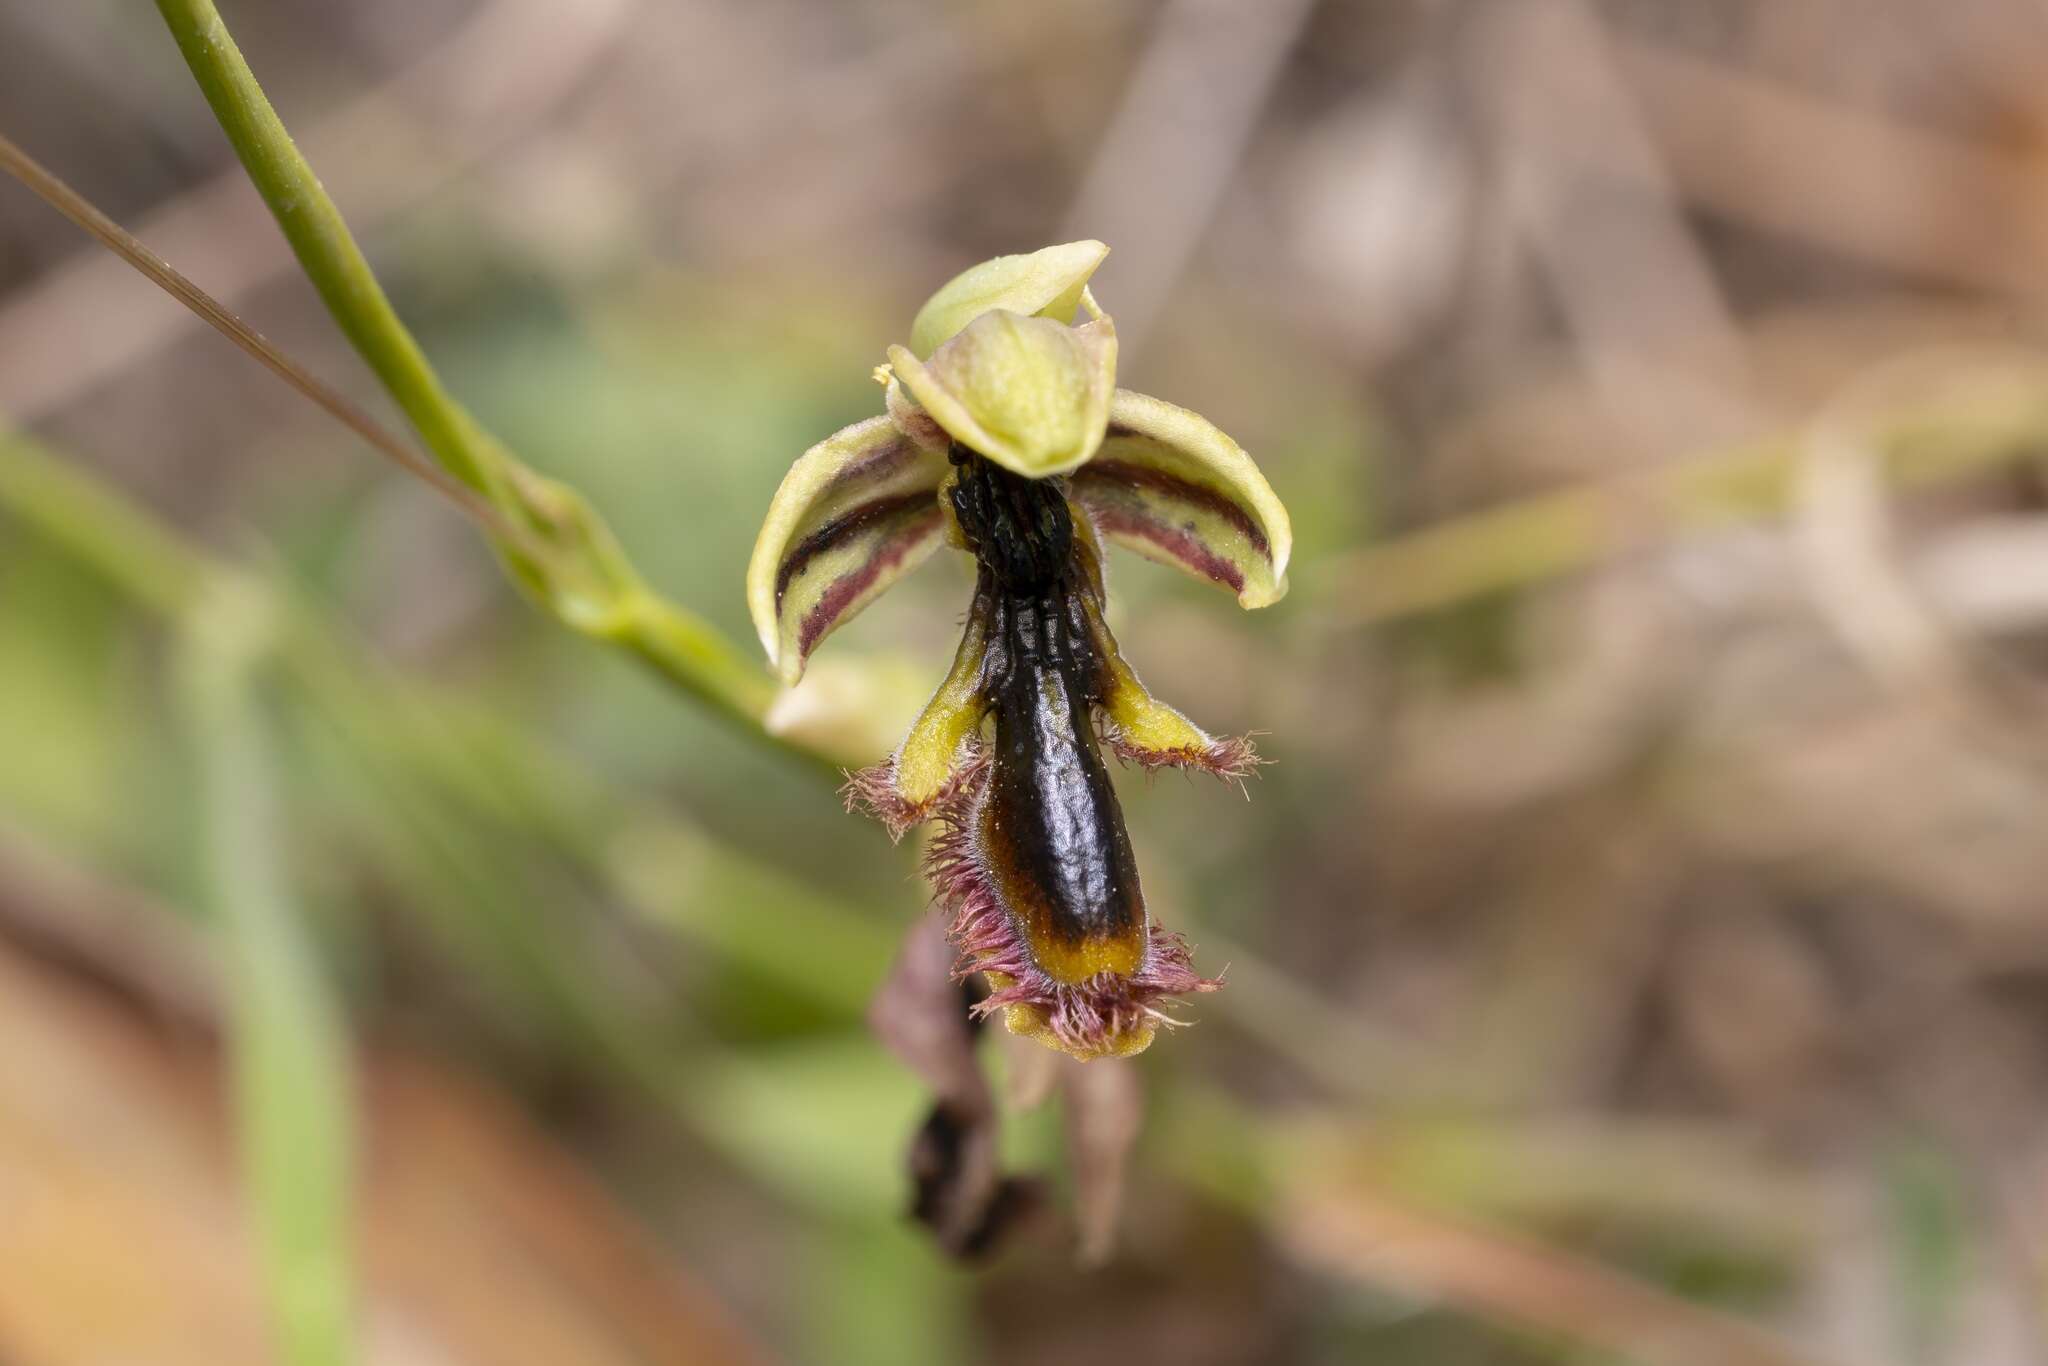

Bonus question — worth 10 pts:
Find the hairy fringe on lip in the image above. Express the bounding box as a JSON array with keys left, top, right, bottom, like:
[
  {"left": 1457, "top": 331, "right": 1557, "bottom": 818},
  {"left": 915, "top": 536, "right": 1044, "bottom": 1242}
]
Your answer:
[
  {"left": 1101, "top": 726, "right": 1263, "bottom": 788},
  {"left": 843, "top": 747, "right": 992, "bottom": 843},
  {"left": 905, "top": 746, "right": 1221, "bottom": 1059}
]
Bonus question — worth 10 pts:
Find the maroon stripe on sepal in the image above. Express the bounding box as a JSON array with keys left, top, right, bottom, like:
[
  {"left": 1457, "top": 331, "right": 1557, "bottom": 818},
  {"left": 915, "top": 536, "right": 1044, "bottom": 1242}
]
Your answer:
[
  {"left": 1078, "top": 455, "right": 1272, "bottom": 562},
  {"left": 1084, "top": 506, "right": 1246, "bottom": 595},
  {"left": 793, "top": 506, "right": 944, "bottom": 658},
  {"left": 776, "top": 490, "right": 940, "bottom": 606}
]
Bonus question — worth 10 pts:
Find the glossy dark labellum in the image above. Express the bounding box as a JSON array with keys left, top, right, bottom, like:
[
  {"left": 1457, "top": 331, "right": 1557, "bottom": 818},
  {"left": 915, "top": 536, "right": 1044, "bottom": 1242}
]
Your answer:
[
  {"left": 954, "top": 451, "right": 1146, "bottom": 977},
  {"left": 871, "top": 450, "right": 1220, "bottom": 1059}
]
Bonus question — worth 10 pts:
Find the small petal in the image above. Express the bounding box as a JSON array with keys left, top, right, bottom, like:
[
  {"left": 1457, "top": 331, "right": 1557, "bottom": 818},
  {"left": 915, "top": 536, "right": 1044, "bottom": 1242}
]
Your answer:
[
  {"left": 1065, "top": 561, "right": 1262, "bottom": 781},
  {"left": 888, "top": 311, "right": 1117, "bottom": 479},
  {"left": 895, "top": 627, "right": 992, "bottom": 806},
  {"left": 747, "top": 417, "right": 947, "bottom": 684},
  {"left": 909, "top": 240, "right": 1111, "bottom": 358},
  {"left": 846, "top": 587, "right": 996, "bottom": 838},
  {"left": 1069, "top": 390, "right": 1293, "bottom": 607},
  {"left": 1098, "top": 650, "right": 1262, "bottom": 781}
]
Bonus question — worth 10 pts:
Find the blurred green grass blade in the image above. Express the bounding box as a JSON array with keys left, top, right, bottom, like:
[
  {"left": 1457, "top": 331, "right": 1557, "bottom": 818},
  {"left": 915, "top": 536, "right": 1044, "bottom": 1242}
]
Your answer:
[
  {"left": 808, "top": 1221, "right": 972, "bottom": 1366},
  {"left": 290, "top": 674, "right": 675, "bottom": 1072},
  {"left": 178, "top": 583, "right": 356, "bottom": 1366},
  {"left": 0, "top": 429, "right": 918, "bottom": 1215},
  {"left": 274, "top": 609, "right": 900, "bottom": 1024},
  {"left": 1319, "top": 365, "right": 2048, "bottom": 627},
  {"left": 609, "top": 819, "right": 896, "bottom": 1020},
  {"left": 1882, "top": 1138, "right": 1970, "bottom": 1364},
  {"left": 689, "top": 1038, "right": 927, "bottom": 1219},
  {"left": 0, "top": 428, "right": 207, "bottom": 614},
  {"left": 0, "top": 428, "right": 887, "bottom": 1040}
]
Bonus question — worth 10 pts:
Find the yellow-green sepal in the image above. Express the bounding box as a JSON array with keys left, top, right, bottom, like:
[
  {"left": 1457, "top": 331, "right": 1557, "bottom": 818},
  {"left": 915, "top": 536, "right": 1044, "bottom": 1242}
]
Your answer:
[
  {"left": 1069, "top": 390, "right": 1292, "bottom": 608},
  {"left": 908, "top": 240, "right": 1110, "bottom": 358},
  {"left": 746, "top": 416, "right": 948, "bottom": 685}
]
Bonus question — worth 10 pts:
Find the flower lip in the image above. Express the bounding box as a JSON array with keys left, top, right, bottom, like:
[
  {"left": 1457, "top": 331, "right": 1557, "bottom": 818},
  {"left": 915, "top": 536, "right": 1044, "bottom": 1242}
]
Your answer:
[
  {"left": 844, "top": 456, "right": 1226, "bottom": 1060},
  {"left": 930, "top": 751, "right": 1222, "bottom": 1061}
]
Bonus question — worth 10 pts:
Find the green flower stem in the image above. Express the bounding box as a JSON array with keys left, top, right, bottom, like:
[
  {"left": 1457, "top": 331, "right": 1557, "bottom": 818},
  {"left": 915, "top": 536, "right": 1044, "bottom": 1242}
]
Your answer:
[
  {"left": 153, "top": 0, "right": 496, "bottom": 499},
  {"left": 150, "top": 0, "right": 807, "bottom": 765},
  {"left": 176, "top": 584, "right": 356, "bottom": 1366}
]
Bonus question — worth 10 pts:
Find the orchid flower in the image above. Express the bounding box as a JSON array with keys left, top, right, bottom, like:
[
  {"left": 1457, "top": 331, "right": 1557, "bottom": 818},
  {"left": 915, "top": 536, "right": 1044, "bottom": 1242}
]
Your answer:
[{"left": 748, "top": 242, "right": 1291, "bottom": 1060}]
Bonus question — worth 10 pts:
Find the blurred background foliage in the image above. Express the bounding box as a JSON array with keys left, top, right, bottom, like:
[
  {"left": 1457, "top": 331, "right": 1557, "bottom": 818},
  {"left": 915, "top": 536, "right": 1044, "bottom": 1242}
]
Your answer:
[{"left": 6, "top": 0, "right": 2048, "bottom": 1363}]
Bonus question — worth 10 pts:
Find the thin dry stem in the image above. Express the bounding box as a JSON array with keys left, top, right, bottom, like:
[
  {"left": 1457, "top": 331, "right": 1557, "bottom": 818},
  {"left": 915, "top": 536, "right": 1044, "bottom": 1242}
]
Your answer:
[{"left": 0, "top": 133, "right": 527, "bottom": 549}]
